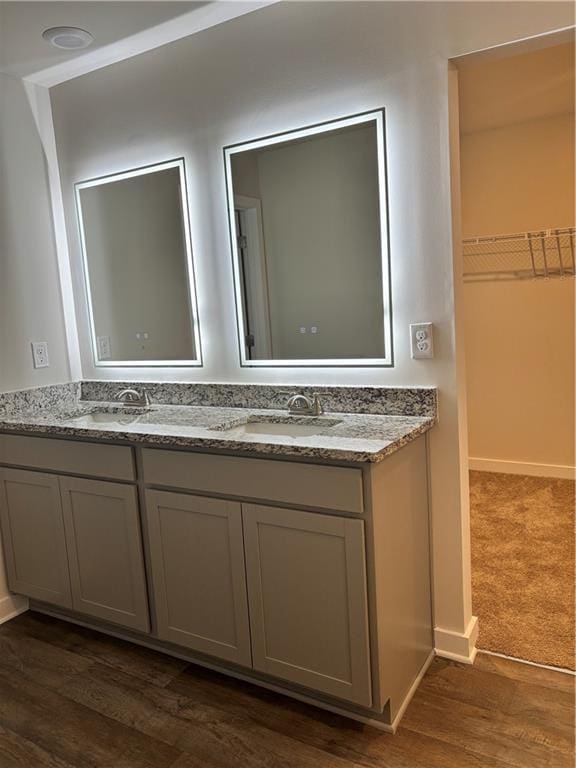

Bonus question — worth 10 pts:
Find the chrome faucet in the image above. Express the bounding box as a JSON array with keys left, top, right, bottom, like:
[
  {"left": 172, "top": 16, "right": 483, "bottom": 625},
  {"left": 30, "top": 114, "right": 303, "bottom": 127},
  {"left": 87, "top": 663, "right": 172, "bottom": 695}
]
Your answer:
[
  {"left": 114, "top": 388, "right": 151, "bottom": 407},
  {"left": 285, "top": 391, "right": 325, "bottom": 417}
]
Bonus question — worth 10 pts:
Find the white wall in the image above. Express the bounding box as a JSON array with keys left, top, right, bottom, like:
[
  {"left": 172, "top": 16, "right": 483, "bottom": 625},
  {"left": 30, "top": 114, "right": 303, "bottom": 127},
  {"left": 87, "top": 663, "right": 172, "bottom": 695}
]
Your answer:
[
  {"left": 0, "top": 74, "right": 68, "bottom": 619},
  {"left": 464, "top": 279, "right": 575, "bottom": 469},
  {"left": 48, "top": 1, "right": 574, "bottom": 646},
  {"left": 0, "top": 74, "right": 70, "bottom": 392},
  {"left": 232, "top": 151, "right": 261, "bottom": 199},
  {"left": 461, "top": 114, "right": 574, "bottom": 234},
  {"left": 460, "top": 43, "right": 575, "bottom": 472}
]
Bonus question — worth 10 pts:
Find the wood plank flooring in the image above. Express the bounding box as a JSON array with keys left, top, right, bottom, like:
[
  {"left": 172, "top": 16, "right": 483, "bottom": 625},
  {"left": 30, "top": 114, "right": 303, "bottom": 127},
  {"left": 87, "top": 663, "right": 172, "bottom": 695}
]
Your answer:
[{"left": 0, "top": 612, "right": 573, "bottom": 768}]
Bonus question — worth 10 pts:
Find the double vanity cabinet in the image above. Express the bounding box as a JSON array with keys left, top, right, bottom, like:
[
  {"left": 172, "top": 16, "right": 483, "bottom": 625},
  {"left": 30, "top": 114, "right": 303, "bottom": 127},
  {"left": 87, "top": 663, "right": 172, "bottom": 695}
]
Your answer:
[{"left": 0, "top": 426, "right": 432, "bottom": 730}]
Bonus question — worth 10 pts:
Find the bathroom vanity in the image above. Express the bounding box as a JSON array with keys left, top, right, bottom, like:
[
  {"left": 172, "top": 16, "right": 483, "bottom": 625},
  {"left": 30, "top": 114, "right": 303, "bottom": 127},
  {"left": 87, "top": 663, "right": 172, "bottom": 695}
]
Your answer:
[
  {"left": 0, "top": 382, "right": 435, "bottom": 731},
  {"left": 0, "top": 109, "right": 439, "bottom": 729}
]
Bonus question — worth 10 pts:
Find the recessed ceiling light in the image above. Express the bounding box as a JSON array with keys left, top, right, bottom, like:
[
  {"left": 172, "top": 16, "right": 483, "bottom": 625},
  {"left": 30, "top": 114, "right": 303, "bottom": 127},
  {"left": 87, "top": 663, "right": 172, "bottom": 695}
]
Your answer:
[{"left": 42, "top": 26, "right": 94, "bottom": 51}]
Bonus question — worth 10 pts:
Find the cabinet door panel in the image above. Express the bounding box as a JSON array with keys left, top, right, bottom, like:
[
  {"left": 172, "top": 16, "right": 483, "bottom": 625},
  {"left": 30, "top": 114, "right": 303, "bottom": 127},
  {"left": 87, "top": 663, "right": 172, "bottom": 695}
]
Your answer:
[
  {"left": 146, "top": 490, "right": 251, "bottom": 666},
  {"left": 243, "top": 504, "right": 371, "bottom": 707},
  {"left": 60, "top": 477, "right": 149, "bottom": 632},
  {"left": 0, "top": 468, "right": 71, "bottom": 607}
]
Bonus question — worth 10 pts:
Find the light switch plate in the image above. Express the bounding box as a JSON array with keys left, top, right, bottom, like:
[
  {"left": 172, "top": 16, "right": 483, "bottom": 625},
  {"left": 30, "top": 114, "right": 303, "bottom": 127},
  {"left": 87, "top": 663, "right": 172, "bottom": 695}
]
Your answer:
[
  {"left": 410, "top": 323, "right": 434, "bottom": 359},
  {"left": 31, "top": 341, "right": 50, "bottom": 368}
]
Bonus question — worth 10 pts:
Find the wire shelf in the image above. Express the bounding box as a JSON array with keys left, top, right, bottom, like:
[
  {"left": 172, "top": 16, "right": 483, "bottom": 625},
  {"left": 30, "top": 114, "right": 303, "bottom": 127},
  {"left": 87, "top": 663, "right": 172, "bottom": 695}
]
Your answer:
[{"left": 463, "top": 227, "right": 576, "bottom": 282}]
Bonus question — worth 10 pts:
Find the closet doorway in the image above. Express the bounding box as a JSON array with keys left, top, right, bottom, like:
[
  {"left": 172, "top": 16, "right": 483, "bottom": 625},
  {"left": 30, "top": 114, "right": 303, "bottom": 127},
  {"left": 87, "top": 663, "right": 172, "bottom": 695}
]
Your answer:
[{"left": 454, "top": 33, "right": 575, "bottom": 670}]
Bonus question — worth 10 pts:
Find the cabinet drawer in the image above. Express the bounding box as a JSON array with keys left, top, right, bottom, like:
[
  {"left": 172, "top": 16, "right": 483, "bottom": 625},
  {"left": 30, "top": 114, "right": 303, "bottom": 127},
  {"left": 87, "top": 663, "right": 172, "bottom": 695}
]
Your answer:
[
  {"left": 142, "top": 449, "right": 363, "bottom": 514},
  {"left": 0, "top": 434, "right": 135, "bottom": 482}
]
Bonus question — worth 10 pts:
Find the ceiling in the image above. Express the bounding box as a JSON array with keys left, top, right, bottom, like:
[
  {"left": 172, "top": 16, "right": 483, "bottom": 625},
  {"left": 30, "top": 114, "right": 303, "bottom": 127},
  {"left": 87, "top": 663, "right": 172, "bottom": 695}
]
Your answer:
[
  {"left": 458, "top": 38, "right": 575, "bottom": 134},
  {"left": 0, "top": 1, "right": 205, "bottom": 78}
]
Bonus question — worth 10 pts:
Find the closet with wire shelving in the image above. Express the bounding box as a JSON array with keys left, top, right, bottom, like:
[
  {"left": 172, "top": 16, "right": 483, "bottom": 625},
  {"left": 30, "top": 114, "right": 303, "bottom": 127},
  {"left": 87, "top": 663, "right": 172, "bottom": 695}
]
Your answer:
[
  {"left": 458, "top": 37, "right": 575, "bottom": 473},
  {"left": 456, "top": 34, "right": 575, "bottom": 673},
  {"left": 463, "top": 227, "right": 575, "bottom": 282}
]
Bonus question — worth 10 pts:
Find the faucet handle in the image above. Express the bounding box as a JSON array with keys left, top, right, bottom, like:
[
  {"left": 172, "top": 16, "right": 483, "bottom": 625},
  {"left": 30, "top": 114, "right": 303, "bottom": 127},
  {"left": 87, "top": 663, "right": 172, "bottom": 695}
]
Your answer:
[
  {"left": 310, "top": 392, "right": 327, "bottom": 416},
  {"left": 279, "top": 390, "right": 329, "bottom": 413},
  {"left": 115, "top": 388, "right": 134, "bottom": 401},
  {"left": 115, "top": 387, "right": 150, "bottom": 407}
]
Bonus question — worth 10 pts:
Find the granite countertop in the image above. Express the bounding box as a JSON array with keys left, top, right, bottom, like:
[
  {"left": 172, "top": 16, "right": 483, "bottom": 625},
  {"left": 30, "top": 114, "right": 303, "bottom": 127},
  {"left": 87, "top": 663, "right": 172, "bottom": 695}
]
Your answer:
[{"left": 0, "top": 400, "right": 435, "bottom": 464}]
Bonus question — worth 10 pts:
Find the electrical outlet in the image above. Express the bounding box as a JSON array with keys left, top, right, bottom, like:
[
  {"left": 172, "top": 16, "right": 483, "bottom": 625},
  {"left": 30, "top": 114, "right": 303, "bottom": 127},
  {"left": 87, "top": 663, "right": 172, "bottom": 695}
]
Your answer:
[
  {"left": 97, "top": 335, "right": 111, "bottom": 360},
  {"left": 31, "top": 341, "right": 50, "bottom": 369},
  {"left": 410, "top": 323, "right": 434, "bottom": 359}
]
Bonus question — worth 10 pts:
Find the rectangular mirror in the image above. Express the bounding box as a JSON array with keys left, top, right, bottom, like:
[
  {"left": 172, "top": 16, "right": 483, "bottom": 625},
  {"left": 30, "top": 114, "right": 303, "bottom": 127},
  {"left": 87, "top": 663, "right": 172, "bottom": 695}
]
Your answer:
[
  {"left": 75, "top": 158, "right": 201, "bottom": 366},
  {"left": 224, "top": 110, "right": 392, "bottom": 367}
]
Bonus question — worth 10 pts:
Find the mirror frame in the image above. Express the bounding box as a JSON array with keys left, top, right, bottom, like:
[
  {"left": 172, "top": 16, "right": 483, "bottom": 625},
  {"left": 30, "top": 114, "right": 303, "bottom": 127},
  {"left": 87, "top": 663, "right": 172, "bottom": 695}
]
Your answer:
[
  {"left": 75, "top": 158, "right": 202, "bottom": 368},
  {"left": 224, "top": 109, "right": 393, "bottom": 368}
]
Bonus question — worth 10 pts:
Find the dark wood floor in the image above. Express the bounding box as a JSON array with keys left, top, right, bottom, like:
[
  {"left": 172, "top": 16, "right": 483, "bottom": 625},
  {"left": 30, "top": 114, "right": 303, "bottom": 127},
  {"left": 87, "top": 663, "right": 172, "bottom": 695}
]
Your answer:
[{"left": 0, "top": 612, "right": 573, "bottom": 768}]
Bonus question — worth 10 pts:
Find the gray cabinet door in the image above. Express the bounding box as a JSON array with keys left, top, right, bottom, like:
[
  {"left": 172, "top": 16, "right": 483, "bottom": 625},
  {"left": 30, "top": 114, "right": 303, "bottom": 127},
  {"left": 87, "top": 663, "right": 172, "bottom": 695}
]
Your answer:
[
  {"left": 60, "top": 477, "right": 150, "bottom": 632},
  {"left": 243, "top": 504, "right": 372, "bottom": 707},
  {"left": 146, "top": 490, "right": 252, "bottom": 667},
  {"left": 0, "top": 468, "right": 72, "bottom": 607}
]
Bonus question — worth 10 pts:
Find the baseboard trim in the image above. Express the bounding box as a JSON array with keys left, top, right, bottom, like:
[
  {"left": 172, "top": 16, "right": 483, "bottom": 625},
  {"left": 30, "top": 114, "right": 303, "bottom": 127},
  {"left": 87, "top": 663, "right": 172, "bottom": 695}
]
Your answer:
[
  {"left": 435, "top": 616, "right": 478, "bottom": 664},
  {"left": 478, "top": 649, "right": 575, "bottom": 676},
  {"left": 0, "top": 594, "right": 28, "bottom": 625},
  {"left": 469, "top": 458, "right": 575, "bottom": 480},
  {"left": 437, "top": 645, "right": 479, "bottom": 665}
]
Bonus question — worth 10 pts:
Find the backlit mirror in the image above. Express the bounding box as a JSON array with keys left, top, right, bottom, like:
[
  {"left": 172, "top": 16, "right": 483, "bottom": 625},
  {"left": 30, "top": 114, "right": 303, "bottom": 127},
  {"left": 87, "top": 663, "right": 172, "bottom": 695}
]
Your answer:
[
  {"left": 225, "top": 110, "right": 392, "bottom": 366},
  {"left": 75, "top": 159, "right": 201, "bottom": 366}
]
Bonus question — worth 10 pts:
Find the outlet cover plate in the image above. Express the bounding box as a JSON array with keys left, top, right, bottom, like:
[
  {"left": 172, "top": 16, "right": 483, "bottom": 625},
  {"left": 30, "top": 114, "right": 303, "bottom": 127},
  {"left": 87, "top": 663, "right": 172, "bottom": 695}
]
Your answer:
[
  {"left": 410, "top": 323, "right": 434, "bottom": 359},
  {"left": 31, "top": 341, "right": 50, "bottom": 369}
]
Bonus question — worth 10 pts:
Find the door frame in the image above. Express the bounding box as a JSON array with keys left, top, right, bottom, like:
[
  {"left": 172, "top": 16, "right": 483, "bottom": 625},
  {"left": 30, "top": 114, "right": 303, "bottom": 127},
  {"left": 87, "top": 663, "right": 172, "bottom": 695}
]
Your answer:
[{"left": 234, "top": 194, "right": 274, "bottom": 360}]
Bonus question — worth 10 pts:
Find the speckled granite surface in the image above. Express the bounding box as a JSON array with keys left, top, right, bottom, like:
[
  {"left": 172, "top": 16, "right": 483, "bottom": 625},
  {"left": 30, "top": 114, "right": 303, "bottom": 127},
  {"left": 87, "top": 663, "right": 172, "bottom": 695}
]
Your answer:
[
  {"left": 80, "top": 381, "right": 437, "bottom": 417},
  {"left": 0, "top": 382, "right": 436, "bottom": 464},
  {"left": 0, "top": 382, "right": 79, "bottom": 416}
]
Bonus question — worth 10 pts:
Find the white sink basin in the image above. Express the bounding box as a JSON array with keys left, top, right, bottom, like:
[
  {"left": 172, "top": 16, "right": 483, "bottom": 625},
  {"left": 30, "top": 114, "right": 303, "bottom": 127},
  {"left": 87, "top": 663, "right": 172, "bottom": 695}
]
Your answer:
[{"left": 213, "top": 417, "right": 342, "bottom": 438}]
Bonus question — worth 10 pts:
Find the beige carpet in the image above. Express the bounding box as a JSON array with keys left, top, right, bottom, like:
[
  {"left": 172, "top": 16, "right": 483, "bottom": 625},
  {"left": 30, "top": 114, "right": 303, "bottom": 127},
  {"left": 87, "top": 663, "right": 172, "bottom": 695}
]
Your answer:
[{"left": 470, "top": 470, "right": 575, "bottom": 670}]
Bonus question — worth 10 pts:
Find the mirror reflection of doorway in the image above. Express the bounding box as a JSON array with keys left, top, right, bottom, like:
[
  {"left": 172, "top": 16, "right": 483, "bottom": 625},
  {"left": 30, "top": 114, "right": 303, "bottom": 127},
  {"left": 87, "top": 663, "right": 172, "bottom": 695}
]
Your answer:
[{"left": 234, "top": 197, "right": 273, "bottom": 361}]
